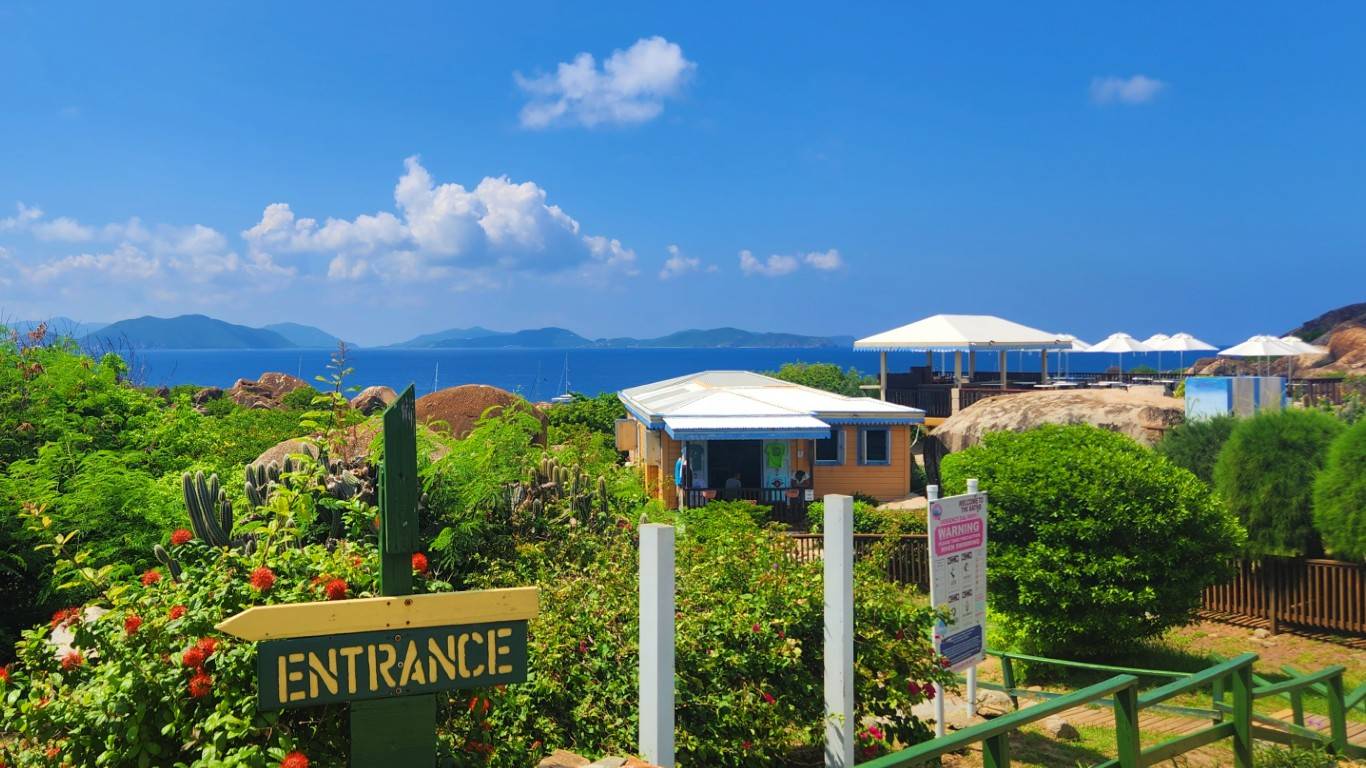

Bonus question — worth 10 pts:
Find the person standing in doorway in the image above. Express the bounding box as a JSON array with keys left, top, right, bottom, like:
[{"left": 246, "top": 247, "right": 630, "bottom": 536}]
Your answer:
[{"left": 674, "top": 451, "right": 693, "bottom": 509}]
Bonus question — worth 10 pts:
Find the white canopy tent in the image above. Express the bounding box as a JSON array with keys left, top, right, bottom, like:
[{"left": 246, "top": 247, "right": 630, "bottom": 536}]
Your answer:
[
  {"left": 1087, "top": 332, "right": 1152, "bottom": 375},
  {"left": 854, "top": 314, "right": 1071, "bottom": 396}
]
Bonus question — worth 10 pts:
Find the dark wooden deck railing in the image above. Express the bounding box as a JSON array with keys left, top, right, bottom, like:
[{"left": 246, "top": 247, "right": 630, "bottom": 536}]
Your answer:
[
  {"left": 683, "top": 486, "right": 810, "bottom": 527},
  {"left": 784, "top": 533, "right": 930, "bottom": 590},
  {"left": 1202, "top": 557, "right": 1366, "bottom": 635}
]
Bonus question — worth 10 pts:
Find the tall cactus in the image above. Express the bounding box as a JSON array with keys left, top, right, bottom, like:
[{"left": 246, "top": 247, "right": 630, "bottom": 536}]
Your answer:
[
  {"left": 183, "top": 470, "right": 234, "bottom": 547},
  {"left": 153, "top": 544, "right": 184, "bottom": 583}
]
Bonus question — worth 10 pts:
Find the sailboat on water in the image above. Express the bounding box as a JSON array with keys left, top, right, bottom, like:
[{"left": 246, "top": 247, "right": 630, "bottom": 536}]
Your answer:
[{"left": 549, "top": 354, "right": 573, "bottom": 404}]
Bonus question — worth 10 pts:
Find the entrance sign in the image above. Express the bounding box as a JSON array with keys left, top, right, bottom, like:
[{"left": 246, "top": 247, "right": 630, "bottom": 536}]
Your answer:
[
  {"left": 215, "top": 385, "right": 539, "bottom": 766},
  {"left": 256, "top": 620, "right": 528, "bottom": 709},
  {"left": 928, "top": 486, "right": 988, "bottom": 672}
]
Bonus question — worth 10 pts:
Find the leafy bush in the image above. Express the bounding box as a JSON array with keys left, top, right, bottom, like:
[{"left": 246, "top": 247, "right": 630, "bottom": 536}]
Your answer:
[
  {"left": 1254, "top": 744, "right": 1339, "bottom": 768},
  {"left": 940, "top": 424, "right": 1244, "bottom": 656},
  {"left": 807, "top": 499, "right": 925, "bottom": 534},
  {"left": 545, "top": 392, "right": 625, "bottom": 438},
  {"left": 1311, "top": 419, "right": 1366, "bottom": 561},
  {"left": 280, "top": 385, "right": 321, "bottom": 410},
  {"left": 1213, "top": 409, "right": 1345, "bottom": 557},
  {"left": 767, "top": 362, "right": 872, "bottom": 397},
  {"left": 1155, "top": 415, "right": 1237, "bottom": 485}
]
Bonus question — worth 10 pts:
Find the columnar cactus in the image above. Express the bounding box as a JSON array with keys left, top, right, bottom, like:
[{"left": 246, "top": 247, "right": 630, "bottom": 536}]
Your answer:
[
  {"left": 153, "top": 544, "right": 184, "bottom": 583},
  {"left": 183, "top": 471, "right": 235, "bottom": 547}
]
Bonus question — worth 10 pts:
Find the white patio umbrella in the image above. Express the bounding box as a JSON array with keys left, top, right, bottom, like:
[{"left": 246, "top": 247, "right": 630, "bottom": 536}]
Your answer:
[
  {"left": 1142, "top": 333, "right": 1171, "bottom": 373},
  {"left": 1051, "top": 333, "right": 1090, "bottom": 378},
  {"left": 1278, "top": 336, "right": 1329, "bottom": 381},
  {"left": 1087, "top": 332, "right": 1152, "bottom": 375},
  {"left": 1159, "top": 332, "right": 1218, "bottom": 373},
  {"left": 1218, "top": 334, "right": 1301, "bottom": 376}
]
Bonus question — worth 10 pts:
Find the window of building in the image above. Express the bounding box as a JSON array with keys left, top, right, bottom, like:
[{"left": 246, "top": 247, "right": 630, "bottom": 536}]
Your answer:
[
  {"left": 859, "top": 427, "right": 890, "bottom": 465},
  {"left": 814, "top": 430, "right": 844, "bottom": 465}
]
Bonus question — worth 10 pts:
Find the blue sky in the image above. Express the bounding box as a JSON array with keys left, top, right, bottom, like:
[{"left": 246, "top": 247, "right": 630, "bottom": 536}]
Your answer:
[{"left": 2, "top": 1, "right": 1363, "bottom": 346}]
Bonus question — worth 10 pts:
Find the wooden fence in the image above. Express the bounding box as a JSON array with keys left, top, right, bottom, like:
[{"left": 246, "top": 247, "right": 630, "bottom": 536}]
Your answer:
[
  {"left": 1202, "top": 557, "right": 1366, "bottom": 635},
  {"left": 789, "top": 533, "right": 1366, "bottom": 636}
]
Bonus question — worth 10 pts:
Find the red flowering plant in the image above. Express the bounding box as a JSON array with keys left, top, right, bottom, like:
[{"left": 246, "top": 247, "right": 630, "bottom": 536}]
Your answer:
[{"left": 0, "top": 526, "right": 451, "bottom": 767}]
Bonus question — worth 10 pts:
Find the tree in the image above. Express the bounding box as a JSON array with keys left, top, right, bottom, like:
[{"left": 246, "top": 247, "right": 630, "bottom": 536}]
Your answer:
[
  {"left": 768, "top": 362, "right": 872, "bottom": 397},
  {"left": 1312, "top": 419, "right": 1366, "bottom": 561},
  {"left": 1155, "top": 415, "right": 1237, "bottom": 485},
  {"left": 1213, "top": 409, "right": 1344, "bottom": 557},
  {"left": 939, "top": 424, "right": 1243, "bottom": 656}
]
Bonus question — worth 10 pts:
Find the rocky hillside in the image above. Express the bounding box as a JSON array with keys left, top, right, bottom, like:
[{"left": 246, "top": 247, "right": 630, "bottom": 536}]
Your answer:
[
  {"left": 1286, "top": 302, "right": 1366, "bottom": 342},
  {"left": 1192, "top": 302, "right": 1366, "bottom": 376}
]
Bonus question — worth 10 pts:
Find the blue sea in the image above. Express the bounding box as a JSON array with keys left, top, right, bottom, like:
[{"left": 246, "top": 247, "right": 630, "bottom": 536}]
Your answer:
[{"left": 125, "top": 347, "right": 1206, "bottom": 399}]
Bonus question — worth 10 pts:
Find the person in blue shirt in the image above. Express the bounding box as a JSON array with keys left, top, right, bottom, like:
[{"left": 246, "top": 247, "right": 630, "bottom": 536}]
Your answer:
[{"left": 674, "top": 453, "right": 693, "bottom": 508}]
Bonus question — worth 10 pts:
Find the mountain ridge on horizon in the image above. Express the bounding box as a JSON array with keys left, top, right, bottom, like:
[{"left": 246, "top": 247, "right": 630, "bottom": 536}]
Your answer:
[{"left": 8, "top": 313, "right": 854, "bottom": 350}]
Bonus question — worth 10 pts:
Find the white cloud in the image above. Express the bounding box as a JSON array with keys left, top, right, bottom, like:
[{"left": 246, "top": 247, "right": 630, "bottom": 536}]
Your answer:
[
  {"left": 245, "top": 156, "right": 633, "bottom": 281},
  {"left": 738, "top": 249, "right": 799, "bottom": 277},
  {"left": 803, "top": 248, "right": 843, "bottom": 270},
  {"left": 27, "top": 243, "right": 161, "bottom": 283},
  {"left": 32, "top": 216, "right": 95, "bottom": 242},
  {"left": 516, "top": 36, "right": 696, "bottom": 129},
  {"left": 0, "top": 203, "right": 43, "bottom": 232},
  {"left": 1090, "top": 75, "right": 1166, "bottom": 105},
  {"left": 659, "top": 244, "right": 702, "bottom": 279}
]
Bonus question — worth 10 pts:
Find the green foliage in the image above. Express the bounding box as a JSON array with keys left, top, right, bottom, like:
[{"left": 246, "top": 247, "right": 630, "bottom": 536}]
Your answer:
[
  {"left": 280, "top": 384, "right": 320, "bottom": 410},
  {"left": 1213, "top": 409, "right": 1345, "bottom": 557},
  {"left": 1155, "top": 415, "right": 1237, "bottom": 485},
  {"left": 940, "top": 424, "right": 1244, "bottom": 656},
  {"left": 767, "top": 362, "right": 872, "bottom": 397},
  {"left": 452, "top": 508, "right": 952, "bottom": 766},
  {"left": 1311, "top": 418, "right": 1366, "bottom": 561},
  {"left": 807, "top": 499, "right": 926, "bottom": 534},
  {"left": 545, "top": 392, "right": 625, "bottom": 438},
  {"left": 1254, "top": 744, "right": 1340, "bottom": 768}
]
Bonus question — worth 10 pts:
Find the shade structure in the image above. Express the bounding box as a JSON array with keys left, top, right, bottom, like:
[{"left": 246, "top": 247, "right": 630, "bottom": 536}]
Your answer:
[
  {"left": 1142, "top": 333, "right": 1171, "bottom": 372},
  {"left": 853, "top": 314, "right": 1070, "bottom": 351},
  {"left": 1086, "top": 332, "right": 1152, "bottom": 375},
  {"left": 1278, "top": 335, "right": 1328, "bottom": 355},
  {"left": 1157, "top": 332, "right": 1219, "bottom": 372},
  {"left": 1050, "top": 333, "right": 1090, "bottom": 378},
  {"left": 1218, "top": 335, "right": 1301, "bottom": 358}
]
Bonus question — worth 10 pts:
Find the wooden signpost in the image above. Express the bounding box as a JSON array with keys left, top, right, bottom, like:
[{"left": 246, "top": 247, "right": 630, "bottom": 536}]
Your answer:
[{"left": 216, "top": 384, "right": 539, "bottom": 766}]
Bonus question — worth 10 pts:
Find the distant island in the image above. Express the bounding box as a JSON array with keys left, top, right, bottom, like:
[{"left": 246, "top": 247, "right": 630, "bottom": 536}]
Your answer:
[{"left": 9, "top": 313, "right": 853, "bottom": 350}]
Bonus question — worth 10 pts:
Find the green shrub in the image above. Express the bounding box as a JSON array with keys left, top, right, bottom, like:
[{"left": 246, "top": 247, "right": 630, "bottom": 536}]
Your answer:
[
  {"left": 767, "top": 362, "right": 872, "bottom": 397},
  {"left": 940, "top": 424, "right": 1244, "bottom": 656},
  {"left": 1311, "top": 419, "right": 1366, "bottom": 561},
  {"left": 1254, "top": 744, "right": 1339, "bottom": 768},
  {"left": 807, "top": 499, "right": 925, "bottom": 534},
  {"left": 1155, "top": 415, "right": 1237, "bottom": 485},
  {"left": 1213, "top": 409, "right": 1345, "bottom": 557},
  {"left": 280, "top": 384, "right": 320, "bottom": 410},
  {"left": 545, "top": 392, "right": 625, "bottom": 437}
]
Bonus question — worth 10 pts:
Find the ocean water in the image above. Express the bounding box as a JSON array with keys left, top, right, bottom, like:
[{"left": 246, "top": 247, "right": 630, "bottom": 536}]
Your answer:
[{"left": 124, "top": 347, "right": 1207, "bottom": 398}]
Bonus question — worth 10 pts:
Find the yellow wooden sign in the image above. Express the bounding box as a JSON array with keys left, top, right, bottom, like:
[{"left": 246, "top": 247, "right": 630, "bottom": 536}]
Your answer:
[{"left": 215, "top": 587, "right": 539, "bottom": 642}]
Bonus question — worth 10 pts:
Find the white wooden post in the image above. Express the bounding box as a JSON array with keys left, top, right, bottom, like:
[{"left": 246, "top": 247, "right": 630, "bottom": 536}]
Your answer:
[
  {"left": 927, "top": 484, "right": 946, "bottom": 738},
  {"left": 879, "top": 350, "right": 887, "bottom": 401},
  {"left": 824, "top": 494, "right": 855, "bottom": 768},
  {"left": 640, "top": 524, "right": 675, "bottom": 767},
  {"left": 964, "top": 478, "right": 979, "bottom": 720}
]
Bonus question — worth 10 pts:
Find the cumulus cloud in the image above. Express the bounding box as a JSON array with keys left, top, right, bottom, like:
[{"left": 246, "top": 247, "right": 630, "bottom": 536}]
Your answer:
[
  {"left": 739, "top": 249, "right": 799, "bottom": 277},
  {"left": 27, "top": 243, "right": 161, "bottom": 283},
  {"left": 0, "top": 203, "right": 43, "bottom": 232},
  {"left": 516, "top": 36, "right": 695, "bottom": 128},
  {"left": 803, "top": 249, "right": 843, "bottom": 270},
  {"left": 32, "top": 216, "right": 95, "bottom": 242},
  {"left": 245, "top": 156, "right": 634, "bottom": 280},
  {"left": 1090, "top": 75, "right": 1166, "bottom": 105},
  {"left": 659, "top": 244, "right": 701, "bottom": 279}
]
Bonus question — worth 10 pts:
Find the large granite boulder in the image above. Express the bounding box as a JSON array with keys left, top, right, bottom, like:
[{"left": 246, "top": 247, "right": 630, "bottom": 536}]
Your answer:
[
  {"left": 226, "top": 372, "right": 310, "bottom": 410},
  {"left": 350, "top": 385, "right": 398, "bottom": 415},
  {"left": 934, "top": 388, "right": 1184, "bottom": 452},
  {"left": 416, "top": 384, "right": 546, "bottom": 441}
]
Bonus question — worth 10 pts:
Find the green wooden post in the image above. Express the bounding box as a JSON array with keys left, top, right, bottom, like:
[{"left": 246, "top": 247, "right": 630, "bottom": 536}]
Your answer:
[
  {"left": 1289, "top": 687, "right": 1304, "bottom": 728},
  {"left": 1113, "top": 682, "right": 1140, "bottom": 768},
  {"left": 1231, "top": 663, "right": 1254, "bottom": 768},
  {"left": 982, "top": 732, "right": 1009, "bottom": 768},
  {"left": 1325, "top": 671, "right": 1347, "bottom": 755},
  {"left": 1000, "top": 655, "right": 1019, "bottom": 711},
  {"left": 351, "top": 385, "right": 436, "bottom": 767},
  {"left": 1211, "top": 673, "right": 1225, "bottom": 724}
]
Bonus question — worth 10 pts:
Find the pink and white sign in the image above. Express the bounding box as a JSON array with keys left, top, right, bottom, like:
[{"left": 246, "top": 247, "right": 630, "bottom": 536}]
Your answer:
[{"left": 928, "top": 491, "right": 988, "bottom": 672}]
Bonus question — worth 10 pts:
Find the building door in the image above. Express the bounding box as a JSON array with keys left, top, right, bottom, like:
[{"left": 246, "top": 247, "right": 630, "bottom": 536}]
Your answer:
[
  {"left": 762, "top": 440, "right": 789, "bottom": 490},
  {"left": 685, "top": 442, "right": 707, "bottom": 489}
]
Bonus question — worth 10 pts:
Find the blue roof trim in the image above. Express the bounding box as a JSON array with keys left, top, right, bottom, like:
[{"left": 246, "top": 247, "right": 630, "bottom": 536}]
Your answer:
[
  {"left": 619, "top": 398, "right": 663, "bottom": 430},
  {"left": 663, "top": 427, "right": 832, "bottom": 441}
]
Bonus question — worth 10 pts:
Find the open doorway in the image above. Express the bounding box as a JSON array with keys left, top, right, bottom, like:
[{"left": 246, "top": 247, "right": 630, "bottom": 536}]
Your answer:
[{"left": 706, "top": 440, "right": 762, "bottom": 488}]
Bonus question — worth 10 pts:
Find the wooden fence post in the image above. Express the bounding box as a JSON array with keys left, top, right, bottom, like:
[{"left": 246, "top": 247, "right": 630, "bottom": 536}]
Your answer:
[
  {"left": 824, "top": 494, "right": 855, "bottom": 768},
  {"left": 1231, "top": 662, "right": 1254, "bottom": 768},
  {"left": 1326, "top": 671, "right": 1347, "bottom": 754},
  {"left": 1114, "top": 682, "right": 1140, "bottom": 768},
  {"left": 640, "top": 524, "right": 676, "bottom": 768}
]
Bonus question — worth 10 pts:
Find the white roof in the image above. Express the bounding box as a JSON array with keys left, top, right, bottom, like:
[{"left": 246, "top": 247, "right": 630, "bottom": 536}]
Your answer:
[
  {"left": 854, "top": 314, "right": 1071, "bottom": 351},
  {"left": 1087, "top": 332, "right": 1152, "bottom": 353},
  {"left": 1053, "top": 333, "right": 1092, "bottom": 351},
  {"left": 1219, "top": 335, "right": 1301, "bottom": 358},
  {"left": 620, "top": 370, "right": 923, "bottom": 431}
]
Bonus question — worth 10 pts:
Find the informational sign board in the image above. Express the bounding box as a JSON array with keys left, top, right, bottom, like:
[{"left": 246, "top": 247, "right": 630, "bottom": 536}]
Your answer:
[{"left": 928, "top": 491, "right": 987, "bottom": 672}]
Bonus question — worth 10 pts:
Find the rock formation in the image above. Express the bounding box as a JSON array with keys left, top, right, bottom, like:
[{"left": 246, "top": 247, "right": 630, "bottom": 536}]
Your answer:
[
  {"left": 933, "top": 387, "right": 1184, "bottom": 452},
  {"left": 350, "top": 385, "right": 398, "bottom": 415},
  {"left": 226, "top": 372, "right": 310, "bottom": 409},
  {"left": 416, "top": 384, "right": 546, "bottom": 442}
]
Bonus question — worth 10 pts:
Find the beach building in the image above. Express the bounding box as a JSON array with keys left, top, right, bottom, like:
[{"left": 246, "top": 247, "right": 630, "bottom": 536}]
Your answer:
[{"left": 616, "top": 371, "right": 925, "bottom": 518}]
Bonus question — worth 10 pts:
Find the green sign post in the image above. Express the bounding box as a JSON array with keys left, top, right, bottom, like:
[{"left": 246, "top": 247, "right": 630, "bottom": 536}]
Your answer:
[{"left": 216, "top": 384, "right": 539, "bottom": 766}]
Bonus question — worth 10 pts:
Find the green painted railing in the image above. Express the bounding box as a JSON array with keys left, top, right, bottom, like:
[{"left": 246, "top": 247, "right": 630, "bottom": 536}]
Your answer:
[{"left": 863, "top": 650, "right": 1363, "bottom": 767}]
